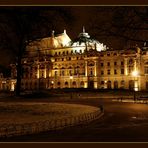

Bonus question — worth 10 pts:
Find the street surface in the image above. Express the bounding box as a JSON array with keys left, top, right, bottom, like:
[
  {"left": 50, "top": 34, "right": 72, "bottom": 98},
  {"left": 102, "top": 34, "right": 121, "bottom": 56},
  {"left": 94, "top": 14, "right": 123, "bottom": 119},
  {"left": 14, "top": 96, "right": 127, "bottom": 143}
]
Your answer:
[{"left": 2, "top": 97, "right": 148, "bottom": 142}]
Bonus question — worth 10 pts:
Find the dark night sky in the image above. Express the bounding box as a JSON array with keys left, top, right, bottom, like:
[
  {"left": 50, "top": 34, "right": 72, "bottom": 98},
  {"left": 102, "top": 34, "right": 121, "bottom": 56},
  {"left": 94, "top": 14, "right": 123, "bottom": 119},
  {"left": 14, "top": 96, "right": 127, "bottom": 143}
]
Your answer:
[{"left": 0, "top": 6, "right": 148, "bottom": 73}]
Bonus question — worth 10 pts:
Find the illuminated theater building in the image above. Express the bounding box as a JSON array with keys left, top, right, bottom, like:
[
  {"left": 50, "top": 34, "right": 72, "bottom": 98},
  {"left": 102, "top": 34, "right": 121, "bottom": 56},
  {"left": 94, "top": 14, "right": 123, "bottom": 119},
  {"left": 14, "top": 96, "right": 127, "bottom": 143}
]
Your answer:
[{"left": 10, "top": 28, "right": 148, "bottom": 91}]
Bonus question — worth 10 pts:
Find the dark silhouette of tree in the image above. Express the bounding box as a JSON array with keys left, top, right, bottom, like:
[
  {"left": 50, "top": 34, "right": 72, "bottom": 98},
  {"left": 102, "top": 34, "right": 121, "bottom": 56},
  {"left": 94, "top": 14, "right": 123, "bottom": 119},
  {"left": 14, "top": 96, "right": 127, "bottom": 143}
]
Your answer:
[
  {"left": 88, "top": 6, "right": 148, "bottom": 49},
  {"left": 0, "top": 7, "right": 74, "bottom": 96}
]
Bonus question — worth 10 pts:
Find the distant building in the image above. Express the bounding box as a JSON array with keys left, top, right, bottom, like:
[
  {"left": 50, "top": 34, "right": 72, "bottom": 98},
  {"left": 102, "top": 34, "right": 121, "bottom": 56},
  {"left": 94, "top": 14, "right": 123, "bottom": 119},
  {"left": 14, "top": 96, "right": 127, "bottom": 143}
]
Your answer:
[
  {"left": 10, "top": 28, "right": 148, "bottom": 91},
  {"left": 0, "top": 72, "right": 16, "bottom": 91}
]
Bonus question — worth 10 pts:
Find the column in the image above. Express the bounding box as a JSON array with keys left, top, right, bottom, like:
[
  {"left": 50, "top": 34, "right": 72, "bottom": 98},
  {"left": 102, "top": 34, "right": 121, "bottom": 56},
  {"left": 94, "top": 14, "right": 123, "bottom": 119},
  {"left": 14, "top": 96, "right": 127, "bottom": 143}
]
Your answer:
[
  {"left": 85, "top": 61, "right": 88, "bottom": 76},
  {"left": 124, "top": 58, "right": 128, "bottom": 75},
  {"left": 134, "top": 59, "right": 137, "bottom": 71},
  {"left": 44, "top": 65, "right": 47, "bottom": 78},
  {"left": 94, "top": 61, "right": 97, "bottom": 77},
  {"left": 37, "top": 64, "right": 40, "bottom": 79}
]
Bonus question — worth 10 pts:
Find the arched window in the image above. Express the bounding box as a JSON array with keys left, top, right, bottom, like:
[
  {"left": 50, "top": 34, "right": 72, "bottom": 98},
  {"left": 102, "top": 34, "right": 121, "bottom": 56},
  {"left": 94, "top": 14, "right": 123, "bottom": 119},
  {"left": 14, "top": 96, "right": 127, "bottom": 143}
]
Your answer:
[
  {"left": 72, "top": 81, "right": 76, "bottom": 85},
  {"left": 57, "top": 82, "right": 61, "bottom": 85},
  {"left": 129, "top": 80, "right": 134, "bottom": 90},
  {"left": 65, "top": 82, "right": 68, "bottom": 85},
  {"left": 72, "top": 81, "right": 76, "bottom": 88},
  {"left": 80, "top": 81, "right": 84, "bottom": 87}
]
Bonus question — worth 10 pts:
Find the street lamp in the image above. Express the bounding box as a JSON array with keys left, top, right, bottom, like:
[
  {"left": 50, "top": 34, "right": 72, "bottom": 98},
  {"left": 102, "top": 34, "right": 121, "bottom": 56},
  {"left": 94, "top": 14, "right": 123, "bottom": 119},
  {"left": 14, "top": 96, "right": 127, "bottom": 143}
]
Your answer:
[{"left": 132, "top": 70, "right": 139, "bottom": 102}]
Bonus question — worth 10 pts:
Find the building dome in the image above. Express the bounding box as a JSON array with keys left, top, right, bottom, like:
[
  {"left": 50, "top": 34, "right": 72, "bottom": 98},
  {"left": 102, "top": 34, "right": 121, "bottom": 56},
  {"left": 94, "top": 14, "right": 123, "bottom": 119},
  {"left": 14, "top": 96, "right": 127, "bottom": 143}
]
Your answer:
[{"left": 72, "top": 27, "right": 107, "bottom": 52}]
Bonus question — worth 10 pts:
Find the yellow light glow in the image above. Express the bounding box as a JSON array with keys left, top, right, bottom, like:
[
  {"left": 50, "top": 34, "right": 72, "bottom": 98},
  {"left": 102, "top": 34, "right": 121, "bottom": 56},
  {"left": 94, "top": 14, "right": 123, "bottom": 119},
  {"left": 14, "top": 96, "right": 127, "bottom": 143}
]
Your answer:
[
  {"left": 10, "top": 82, "right": 15, "bottom": 91},
  {"left": 44, "top": 69, "right": 46, "bottom": 78},
  {"left": 84, "top": 82, "right": 88, "bottom": 88},
  {"left": 70, "top": 76, "right": 73, "bottom": 79},
  {"left": 132, "top": 70, "right": 139, "bottom": 77},
  {"left": 94, "top": 82, "right": 97, "bottom": 89},
  {"left": 135, "top": 87, "right": 138, "bottom": 91}
]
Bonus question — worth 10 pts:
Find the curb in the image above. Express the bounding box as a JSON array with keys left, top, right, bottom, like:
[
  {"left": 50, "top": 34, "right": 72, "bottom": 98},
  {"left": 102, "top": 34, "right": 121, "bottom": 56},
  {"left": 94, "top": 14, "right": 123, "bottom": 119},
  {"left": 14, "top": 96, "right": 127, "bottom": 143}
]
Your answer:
[{"left": 0, "top": 109, "right": 103, "bottom": 138}]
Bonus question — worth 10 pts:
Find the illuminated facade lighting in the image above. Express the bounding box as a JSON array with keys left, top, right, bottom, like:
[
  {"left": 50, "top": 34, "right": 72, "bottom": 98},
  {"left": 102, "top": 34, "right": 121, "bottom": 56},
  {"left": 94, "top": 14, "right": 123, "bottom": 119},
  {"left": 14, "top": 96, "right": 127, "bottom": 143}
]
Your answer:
[{"left": 8, "top": 28, "right": 148, "bottom": 91}]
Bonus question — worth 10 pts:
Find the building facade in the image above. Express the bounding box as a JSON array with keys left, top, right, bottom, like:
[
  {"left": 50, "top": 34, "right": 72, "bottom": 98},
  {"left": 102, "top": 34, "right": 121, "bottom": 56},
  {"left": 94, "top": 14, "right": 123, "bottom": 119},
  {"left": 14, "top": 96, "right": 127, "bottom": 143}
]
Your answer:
[{"left": 10, "top": 28, "right": 148, "bottom": 91}]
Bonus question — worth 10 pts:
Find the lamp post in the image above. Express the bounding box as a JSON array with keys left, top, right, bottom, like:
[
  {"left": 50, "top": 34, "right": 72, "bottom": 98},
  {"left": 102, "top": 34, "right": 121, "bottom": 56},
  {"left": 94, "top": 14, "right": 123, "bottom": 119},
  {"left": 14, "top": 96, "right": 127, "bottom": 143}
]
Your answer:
[{"left": 132, "top": 70, "right": 139, "bottom": 102}]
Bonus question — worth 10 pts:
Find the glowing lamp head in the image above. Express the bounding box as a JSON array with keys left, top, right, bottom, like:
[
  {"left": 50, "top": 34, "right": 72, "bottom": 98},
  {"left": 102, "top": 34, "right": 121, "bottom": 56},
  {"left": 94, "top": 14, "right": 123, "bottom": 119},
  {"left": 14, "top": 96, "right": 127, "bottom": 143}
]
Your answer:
[
  {"left": 70, "top": 76, "right": 73, "bottom": 79},
  {"left": 132, "top": 70, "right": 139, "bottom": 77}
]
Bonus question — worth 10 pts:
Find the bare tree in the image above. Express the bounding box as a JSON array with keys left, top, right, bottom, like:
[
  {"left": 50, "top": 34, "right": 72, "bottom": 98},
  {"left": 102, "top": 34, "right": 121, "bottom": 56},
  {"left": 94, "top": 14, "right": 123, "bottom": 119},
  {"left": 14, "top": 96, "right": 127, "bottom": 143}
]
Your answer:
[
  {"left": 0, "top": 7, "right": 74, "bottom": 96},
  {"left": 88, "top": 6, "right": 148, "bottom": 49}
]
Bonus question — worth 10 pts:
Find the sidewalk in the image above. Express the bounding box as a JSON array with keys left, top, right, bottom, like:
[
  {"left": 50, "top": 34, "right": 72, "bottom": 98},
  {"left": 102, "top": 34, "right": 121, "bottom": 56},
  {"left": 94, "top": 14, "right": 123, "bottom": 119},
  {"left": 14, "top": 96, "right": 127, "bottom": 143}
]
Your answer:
[{"left": 112, "top": 98, "right": 148, "bottom": 104}]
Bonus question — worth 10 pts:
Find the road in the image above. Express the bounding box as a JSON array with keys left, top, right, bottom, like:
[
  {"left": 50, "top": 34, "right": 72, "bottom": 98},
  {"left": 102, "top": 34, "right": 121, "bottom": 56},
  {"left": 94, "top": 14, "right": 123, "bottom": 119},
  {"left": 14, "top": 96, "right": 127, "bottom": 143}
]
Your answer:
[{"left": 2, "top": 97, "right": 148, "bottom": 142}]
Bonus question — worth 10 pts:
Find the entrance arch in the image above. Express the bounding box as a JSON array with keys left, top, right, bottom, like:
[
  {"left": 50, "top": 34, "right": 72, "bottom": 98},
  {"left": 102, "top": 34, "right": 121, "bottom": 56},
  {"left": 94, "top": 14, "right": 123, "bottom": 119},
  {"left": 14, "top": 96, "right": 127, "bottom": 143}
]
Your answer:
[
  {"left": 114, "top": 81, "right": 118, "bottom": 89},
  {"left": 129, "top": 80, "right": 134, "bottom": 90},
  {"left": 107, "top": 81, "right": 112, "bottom": 89},
  {"left": 89, "top": 81, "right": 94, "bottom": 89}
]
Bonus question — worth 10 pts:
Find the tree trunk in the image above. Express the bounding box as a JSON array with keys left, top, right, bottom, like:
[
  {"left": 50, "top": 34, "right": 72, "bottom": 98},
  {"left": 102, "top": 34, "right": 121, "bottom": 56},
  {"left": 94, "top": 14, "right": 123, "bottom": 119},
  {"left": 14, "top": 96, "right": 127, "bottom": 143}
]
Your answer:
[
  {"left": 15, "top": 56, "right": 22, "bottom": 96},
  {"left": 15, "top": 40, "right": 24, "bottom": 97}
]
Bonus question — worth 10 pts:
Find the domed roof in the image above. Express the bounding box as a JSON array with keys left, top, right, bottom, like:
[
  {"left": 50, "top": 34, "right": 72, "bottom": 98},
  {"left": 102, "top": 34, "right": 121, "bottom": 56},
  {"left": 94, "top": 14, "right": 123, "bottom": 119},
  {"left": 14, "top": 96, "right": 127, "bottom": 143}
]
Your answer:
[{"left": 72, "top": 27, "right": 107, "bottom": 52}]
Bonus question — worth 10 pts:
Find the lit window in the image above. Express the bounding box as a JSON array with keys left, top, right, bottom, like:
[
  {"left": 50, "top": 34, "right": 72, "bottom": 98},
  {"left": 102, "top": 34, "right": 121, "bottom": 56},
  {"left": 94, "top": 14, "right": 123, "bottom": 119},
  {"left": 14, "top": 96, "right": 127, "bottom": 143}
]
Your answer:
[{"left": 90, "top": 68, "right": 93, "bottom": 76}]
